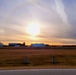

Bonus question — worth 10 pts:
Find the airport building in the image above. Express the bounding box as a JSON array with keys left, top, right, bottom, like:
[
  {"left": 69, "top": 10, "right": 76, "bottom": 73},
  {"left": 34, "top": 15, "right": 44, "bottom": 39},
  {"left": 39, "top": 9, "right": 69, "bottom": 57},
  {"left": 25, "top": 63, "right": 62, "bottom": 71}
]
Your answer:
[
  {"left": 31, "top": 43, "right": 45, "bottom": 48},
  {"left": 0, "top": 43, "right": 3, "bottom": 47},
  {"left": 8, "top": 42, "right": 25, "bottom": 47}
]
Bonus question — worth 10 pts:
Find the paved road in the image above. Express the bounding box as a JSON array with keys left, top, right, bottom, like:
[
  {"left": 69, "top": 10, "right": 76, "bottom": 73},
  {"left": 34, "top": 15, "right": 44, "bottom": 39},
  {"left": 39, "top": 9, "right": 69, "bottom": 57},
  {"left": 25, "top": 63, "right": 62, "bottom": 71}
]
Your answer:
[{"left": 0, "top": 69, "right": 76, "bottom": 75}]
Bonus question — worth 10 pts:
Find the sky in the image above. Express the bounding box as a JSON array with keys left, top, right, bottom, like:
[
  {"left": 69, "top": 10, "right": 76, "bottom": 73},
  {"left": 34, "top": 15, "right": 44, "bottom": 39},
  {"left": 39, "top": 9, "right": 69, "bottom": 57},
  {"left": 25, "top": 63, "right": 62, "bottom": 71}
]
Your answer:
[{"left": 0, "top": 0, "right": 76, "bottom": 45}]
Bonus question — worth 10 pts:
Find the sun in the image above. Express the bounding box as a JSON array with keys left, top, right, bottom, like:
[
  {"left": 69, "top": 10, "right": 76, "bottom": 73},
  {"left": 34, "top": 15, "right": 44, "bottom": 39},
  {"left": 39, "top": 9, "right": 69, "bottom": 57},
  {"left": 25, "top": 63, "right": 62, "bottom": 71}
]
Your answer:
[{"left": 26, "top": 22, "right": 40, "bottom": 36}]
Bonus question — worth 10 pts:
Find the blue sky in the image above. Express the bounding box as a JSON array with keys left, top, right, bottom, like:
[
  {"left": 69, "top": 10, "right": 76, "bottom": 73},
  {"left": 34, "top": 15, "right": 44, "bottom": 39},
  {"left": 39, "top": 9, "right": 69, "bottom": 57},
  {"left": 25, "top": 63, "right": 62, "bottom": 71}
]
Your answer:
[{"left": 0, "top": 0, "right": 76, "bottom": 45}]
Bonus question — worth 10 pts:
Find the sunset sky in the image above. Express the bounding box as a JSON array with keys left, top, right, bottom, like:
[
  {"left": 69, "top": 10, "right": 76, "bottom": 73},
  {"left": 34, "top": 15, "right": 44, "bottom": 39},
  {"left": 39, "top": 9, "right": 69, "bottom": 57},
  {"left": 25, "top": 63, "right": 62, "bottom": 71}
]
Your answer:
[{"left": 0, "top": 0, "right": 76, "bottom": 45}]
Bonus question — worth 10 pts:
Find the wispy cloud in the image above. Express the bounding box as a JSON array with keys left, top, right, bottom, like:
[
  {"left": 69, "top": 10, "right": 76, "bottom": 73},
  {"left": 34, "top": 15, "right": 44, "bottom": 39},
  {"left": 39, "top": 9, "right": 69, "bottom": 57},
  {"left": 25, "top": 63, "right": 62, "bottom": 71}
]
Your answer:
[
  {"left": 55, "top": 0, "right": 69, "bottom": 26},
  {"left": 0, "top": 0, "right": 76, "bottom": 45}
]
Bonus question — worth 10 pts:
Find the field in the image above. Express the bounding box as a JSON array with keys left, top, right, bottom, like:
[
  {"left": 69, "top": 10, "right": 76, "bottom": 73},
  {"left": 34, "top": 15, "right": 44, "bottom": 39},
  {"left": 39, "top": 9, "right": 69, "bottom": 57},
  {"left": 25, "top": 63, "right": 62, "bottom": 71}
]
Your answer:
[{"left": 0, "top": 47, "right": 76, "bottom": 69}]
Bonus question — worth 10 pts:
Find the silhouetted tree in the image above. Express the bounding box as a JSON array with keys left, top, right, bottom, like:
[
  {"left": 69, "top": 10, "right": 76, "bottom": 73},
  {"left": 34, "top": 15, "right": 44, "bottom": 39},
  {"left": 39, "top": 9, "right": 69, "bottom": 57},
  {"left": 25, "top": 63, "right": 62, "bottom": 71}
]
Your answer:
[{"left": 23, "top": 42, "right": 25, "bottom": 46}]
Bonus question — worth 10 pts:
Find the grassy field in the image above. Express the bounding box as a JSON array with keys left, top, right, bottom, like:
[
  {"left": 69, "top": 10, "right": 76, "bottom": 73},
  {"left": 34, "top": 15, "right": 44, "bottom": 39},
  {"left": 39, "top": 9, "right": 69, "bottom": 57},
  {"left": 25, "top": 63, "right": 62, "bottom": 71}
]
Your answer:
[{"left": 0, "top": 48, "right": 76, "bottom": 69}]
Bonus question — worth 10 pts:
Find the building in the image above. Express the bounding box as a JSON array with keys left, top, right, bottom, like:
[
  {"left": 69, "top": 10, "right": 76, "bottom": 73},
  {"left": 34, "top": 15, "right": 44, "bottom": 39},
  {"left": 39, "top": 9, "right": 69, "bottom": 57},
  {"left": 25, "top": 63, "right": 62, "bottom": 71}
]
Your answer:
[
  {"left": 8, "top": 42, "right": 26, "bottom": 47},
  {"left": 31, "top": 43, "right": 45, "bottom": 48},
  {"left": 0, "top": 43, "right": 3, "bottom": 47}
]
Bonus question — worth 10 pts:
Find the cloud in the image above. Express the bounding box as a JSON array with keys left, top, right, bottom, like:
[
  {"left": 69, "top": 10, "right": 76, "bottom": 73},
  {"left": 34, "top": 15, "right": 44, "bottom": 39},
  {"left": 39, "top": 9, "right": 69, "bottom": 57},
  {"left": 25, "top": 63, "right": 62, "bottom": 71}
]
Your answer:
[
  {"left": 0, "top": 0, "right": 76, "bottom": 45},
  {"left": 62, "top": 0, "right": 76, "bottom": 39},
  {"left": 55, "top": 0, "right": 69, "bottom": 26}
]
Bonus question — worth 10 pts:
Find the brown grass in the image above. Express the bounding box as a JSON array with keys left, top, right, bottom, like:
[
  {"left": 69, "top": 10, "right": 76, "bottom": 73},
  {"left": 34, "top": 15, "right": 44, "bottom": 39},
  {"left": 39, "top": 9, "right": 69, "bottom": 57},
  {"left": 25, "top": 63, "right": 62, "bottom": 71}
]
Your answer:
[{"left": 0, "top": 48, "right": 76, "bottom": 69}]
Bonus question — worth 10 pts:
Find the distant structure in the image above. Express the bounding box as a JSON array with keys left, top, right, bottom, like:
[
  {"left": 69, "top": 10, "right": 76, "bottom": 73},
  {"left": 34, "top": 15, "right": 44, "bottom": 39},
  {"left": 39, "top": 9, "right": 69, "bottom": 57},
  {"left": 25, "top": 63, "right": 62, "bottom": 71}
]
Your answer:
[
  {"left": 31, "top": 43, "right": 45, "bottom": 48},
  {"left": 8, "top": 42, "right": 26, "bottom": 47},
  {"left": 0, "top": 42, "right": 3, "bottom": 47}
]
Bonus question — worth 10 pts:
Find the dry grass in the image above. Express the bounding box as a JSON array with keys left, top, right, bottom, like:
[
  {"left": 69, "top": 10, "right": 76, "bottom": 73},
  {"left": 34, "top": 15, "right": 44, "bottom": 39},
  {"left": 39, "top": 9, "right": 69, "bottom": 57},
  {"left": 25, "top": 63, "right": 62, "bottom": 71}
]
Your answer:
[{"left": 0, "top": 48, "right": 76, "bottom": 69}]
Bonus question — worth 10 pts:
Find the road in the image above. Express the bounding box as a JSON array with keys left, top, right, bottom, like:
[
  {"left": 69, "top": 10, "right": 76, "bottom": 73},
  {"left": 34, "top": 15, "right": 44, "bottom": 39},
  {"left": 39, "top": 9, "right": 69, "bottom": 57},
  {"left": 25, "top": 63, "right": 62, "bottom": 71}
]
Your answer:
[{"left": 0, "top": 69, "right": 76, "bottom": 75}]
